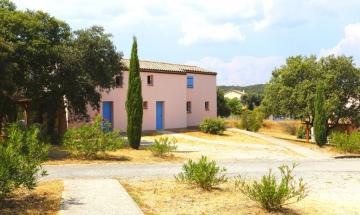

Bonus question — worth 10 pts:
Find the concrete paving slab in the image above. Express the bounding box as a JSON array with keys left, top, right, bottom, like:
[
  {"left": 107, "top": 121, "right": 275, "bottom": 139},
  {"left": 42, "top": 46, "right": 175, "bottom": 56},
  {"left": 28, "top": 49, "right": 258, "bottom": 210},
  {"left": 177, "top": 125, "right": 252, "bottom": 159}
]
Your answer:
[{"left": 60, "top": 179, "right": 143, "bottom": 215}]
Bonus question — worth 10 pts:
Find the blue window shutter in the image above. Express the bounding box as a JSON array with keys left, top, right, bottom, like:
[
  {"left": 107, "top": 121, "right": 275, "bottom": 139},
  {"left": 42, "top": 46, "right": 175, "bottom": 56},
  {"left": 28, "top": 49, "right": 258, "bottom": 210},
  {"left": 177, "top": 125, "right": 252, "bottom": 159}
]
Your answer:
[{"left": 187, "top": 76, "right": 193, "bottom": 88}]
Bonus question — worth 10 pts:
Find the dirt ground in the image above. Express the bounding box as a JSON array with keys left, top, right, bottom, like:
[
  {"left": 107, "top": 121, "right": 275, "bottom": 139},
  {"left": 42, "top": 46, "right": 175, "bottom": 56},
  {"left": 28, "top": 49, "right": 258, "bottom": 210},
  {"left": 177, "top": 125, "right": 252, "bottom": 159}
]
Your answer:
[
  {"left": 171, "top": 129, "right": 272, "bottom": 145},
  {"left": 0, "top": 180, "right": 63, "bottom": 215},
  {"left": 47, "top": 128, "right": 333, "bottom": 165},
  {"left": 120, "top": 178, "right": 360, "bottom": 215},
  {"left": 143, "top": 132, "right": 303, "bottom": 161},
  {"left": 46, "top": 146, "right": 184, "bottom": 165}
]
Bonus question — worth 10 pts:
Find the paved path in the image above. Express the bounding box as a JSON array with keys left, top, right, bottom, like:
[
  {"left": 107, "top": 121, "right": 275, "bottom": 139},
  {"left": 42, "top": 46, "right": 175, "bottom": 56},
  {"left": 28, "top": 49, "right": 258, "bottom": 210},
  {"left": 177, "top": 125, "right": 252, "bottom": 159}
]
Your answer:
[
  {"left": 60, "top": 179, "right": 143, "bottom": 215},
  {"left": 44, "top": 159, "right": 360, "bottom": 180}
]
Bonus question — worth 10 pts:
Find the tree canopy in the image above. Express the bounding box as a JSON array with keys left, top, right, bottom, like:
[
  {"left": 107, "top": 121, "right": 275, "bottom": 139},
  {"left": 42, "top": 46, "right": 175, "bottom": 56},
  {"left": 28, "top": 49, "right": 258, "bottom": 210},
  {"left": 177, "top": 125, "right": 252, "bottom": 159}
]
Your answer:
[
  {"left": 226, "top": 98, "right": 243, "bottom": 115},
  {"left": 262, "top": 55, "right": 360, "bottom": 127},
  {"left": 0, "top": 0, "right": 122, "bottom": 135}
]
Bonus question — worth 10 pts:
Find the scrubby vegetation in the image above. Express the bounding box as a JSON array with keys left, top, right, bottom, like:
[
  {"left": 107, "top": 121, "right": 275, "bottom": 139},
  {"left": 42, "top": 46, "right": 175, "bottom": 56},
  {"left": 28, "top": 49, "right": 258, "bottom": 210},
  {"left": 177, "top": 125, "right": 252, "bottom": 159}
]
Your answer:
[
  {"left": 296, "top": 125, "right": 306, "bottom": 139},
  {"left": 149, "top": 137, "right": 177, "bottom": 157},
  {"left": 0, "top": 123, "right": 49, "bottom": 199},
  {"left": 329, "top": 131, "right": 360, "bottom": 153},
  {"left": 62, "top": 115, "right": 124, "bottom": 159},
  {"left": 199, "top": 118, "right": 225, "bottom": 135},
  {"left": 175, "top": 156, "right": 228, "bottom": 190},
  {"left": 237, "top": 108, "right": 264, "bottom": 132},
  {"left": 261, "top": 120, "right": 304, "bottom": 137},
  {"left": 235, "top": 163, "right": 308, "bottom": 211}
]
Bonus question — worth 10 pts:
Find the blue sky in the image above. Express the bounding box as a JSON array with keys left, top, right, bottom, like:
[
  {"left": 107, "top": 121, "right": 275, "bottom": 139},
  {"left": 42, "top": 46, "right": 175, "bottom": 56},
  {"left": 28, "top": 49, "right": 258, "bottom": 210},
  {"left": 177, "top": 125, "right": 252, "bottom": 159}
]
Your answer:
[{"left": 13, "top": 0, "right": 360, "bottom": 85}]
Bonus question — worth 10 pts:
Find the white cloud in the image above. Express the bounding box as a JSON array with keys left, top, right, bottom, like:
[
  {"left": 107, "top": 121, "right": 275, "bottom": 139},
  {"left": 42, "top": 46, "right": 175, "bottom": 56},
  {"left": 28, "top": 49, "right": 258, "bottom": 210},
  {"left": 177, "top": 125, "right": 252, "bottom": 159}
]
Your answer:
[
  {"left": 12, "top": 0, "right": 360, "bottom": 45},
  {"left": 187, "top": 56, "right": 284, "bottom": 85},
  {"left": 12, "top": 0, "right": 259, "bottom": 45},
  {"left": 178, "top": 16, "right": 245, "bottom": 45},
  {"left": 253, "top": 0, "right": 360, "bottom": 31},
  {"left": 320, "top": 23, "right": 360, "bottom": 64}
]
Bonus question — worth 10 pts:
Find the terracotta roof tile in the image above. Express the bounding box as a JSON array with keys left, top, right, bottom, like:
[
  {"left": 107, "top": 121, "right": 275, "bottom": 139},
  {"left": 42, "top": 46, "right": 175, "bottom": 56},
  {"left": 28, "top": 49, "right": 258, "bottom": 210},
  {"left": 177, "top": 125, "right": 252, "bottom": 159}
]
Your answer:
[{"left": 121, "top": 59, "right": 216, "bottom": 75}]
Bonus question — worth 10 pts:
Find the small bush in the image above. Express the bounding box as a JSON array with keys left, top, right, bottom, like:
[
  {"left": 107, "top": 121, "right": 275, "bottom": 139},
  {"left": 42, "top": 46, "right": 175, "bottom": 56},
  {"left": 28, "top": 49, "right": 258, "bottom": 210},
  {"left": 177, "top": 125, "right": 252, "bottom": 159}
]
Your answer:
[
  {"left": 329, "top": 131, "right": 360, "bottom": 153},
  {"left": 238, "top": 108, "right": 264, "bottom": 132},
  {"left": 175, "top": 156, "right": 228, "bottom": 190},
  {"left": 149, "top": 137, "right": 177, "bottom": 157},
  {"left": 296, "top": 125, "right": 306, "bottom": 139},
  {"left": 63, "top": 115, "right": 124, "bottom": 159},
  {"left": 0, "top": 123, "right": 49, "bottom": 199},
  {"left": 235, "top": 163, "right": 308, "bottom": 211},
  {"left": 199, "top": 118, "right": 225, "bottom": 135}
]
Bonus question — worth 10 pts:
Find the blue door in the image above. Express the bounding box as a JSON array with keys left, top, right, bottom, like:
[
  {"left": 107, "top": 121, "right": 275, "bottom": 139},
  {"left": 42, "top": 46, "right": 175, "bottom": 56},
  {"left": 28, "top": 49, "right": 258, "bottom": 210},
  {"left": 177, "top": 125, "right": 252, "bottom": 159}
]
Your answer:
[
  {"left": 102, "top": 101, "right": 113, "bottom": 130},
  {"left": 156, "top": 101, "right": 164, "bottom": 130}
]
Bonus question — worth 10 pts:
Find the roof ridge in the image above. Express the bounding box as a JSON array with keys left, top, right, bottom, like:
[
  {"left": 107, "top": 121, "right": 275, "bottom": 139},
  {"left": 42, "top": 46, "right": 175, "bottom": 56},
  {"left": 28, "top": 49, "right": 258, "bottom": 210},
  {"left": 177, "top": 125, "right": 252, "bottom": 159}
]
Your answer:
[
  {"left": 122, "top": 58, "right": 199, "bottom": 68},
  {"left": 121, "top": 58, "right": 216, "bottom": 75}
]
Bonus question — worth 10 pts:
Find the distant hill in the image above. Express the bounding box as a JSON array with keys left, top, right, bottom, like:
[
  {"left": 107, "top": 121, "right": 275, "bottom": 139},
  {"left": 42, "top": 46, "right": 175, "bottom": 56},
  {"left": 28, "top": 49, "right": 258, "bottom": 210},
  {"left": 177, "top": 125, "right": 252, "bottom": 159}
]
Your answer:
[{"left": 218, "top": 84, "right": 265, "bottom": 95}]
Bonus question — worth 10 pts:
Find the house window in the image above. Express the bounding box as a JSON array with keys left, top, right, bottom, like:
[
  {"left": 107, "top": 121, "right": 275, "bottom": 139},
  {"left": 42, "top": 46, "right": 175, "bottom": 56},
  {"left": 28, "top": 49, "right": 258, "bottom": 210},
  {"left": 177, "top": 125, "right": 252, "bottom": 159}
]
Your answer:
[
  {"left": 186, "top": 101, "right": 191, "bottom": 113},
  {"left": 147, "top": 75, "right": 153, "bottom": 86},
  {"left": 205, "top": 101, "right": 209, "bottom": 111},
  {"left": 187, "top": 76, "right": 193, "bottom": 88},
  {"left": 115, "top": 75, "right": 123, "bottom": 88},
  {"left": 143, "top": 101, "right": 148, "bottom": 109}
]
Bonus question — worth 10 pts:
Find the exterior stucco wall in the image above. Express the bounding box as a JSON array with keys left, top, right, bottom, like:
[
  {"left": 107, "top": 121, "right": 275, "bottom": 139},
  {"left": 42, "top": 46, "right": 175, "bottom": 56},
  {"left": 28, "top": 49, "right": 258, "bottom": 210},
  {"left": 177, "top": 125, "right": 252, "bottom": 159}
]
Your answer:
[
  {"left": 186, "top": 73, "right": 217, "bottom": 127},
  {"left": 88, "top": 71, "right": 188, "bottom": 131}
]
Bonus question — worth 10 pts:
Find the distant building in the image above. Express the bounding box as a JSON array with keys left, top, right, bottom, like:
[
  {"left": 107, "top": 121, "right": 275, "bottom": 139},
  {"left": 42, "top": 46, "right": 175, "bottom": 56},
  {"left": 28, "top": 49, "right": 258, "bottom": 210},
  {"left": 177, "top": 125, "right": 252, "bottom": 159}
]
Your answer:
[{"left": 224, "top": 90, "right": 246, "bottom": 100}]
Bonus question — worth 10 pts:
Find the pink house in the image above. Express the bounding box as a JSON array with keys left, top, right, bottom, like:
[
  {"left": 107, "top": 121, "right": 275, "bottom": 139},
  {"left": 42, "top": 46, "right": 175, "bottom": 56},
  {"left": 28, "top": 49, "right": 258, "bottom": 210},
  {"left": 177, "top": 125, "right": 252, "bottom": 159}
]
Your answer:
[{"left": 87, "top": 59, "right": 217, "bottom": 131}]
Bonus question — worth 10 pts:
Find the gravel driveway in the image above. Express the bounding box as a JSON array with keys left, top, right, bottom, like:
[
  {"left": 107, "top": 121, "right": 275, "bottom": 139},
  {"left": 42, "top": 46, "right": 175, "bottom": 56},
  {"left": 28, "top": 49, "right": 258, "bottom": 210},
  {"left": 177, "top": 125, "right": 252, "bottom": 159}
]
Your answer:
[{"left": 44, "top": 158, "right": 360, "bottom": 214}]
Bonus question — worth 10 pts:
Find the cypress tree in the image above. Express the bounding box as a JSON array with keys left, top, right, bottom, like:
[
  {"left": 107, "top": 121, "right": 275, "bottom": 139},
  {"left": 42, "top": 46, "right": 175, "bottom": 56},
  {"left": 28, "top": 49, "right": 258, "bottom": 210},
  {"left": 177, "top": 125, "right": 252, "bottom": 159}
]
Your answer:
[
  {"left": 314, "top": 83, "right": 327, "bottom": 146},
  {"left": 126, "top": 37, "right": 143, "bottom": 149}
]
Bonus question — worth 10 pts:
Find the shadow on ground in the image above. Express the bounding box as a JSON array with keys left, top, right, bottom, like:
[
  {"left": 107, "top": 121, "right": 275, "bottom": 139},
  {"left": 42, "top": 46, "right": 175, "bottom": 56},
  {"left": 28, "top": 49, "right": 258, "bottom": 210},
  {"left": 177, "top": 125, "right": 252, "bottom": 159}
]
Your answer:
[
  {"left": 0, "top": 191, "right": 59, "bottom": 215},
  {"left": 60, "top": 197, "right": 84, "bottom": 211}
]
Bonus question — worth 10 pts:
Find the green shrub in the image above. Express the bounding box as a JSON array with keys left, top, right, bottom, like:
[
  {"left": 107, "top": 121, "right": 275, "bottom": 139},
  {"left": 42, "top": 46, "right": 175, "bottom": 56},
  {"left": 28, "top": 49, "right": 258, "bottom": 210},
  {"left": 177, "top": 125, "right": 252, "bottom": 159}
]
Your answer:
[
  {"left": 225, "top": 98, "right": 243, "bottom": 115},
  {"left": 0, "top": 123, "right": 49, "bottom": 199},
  {"left": 235, "top": 163, "right": 308, "bottom": 211},
  {"left": 63, "top": 115, "right": 124, "bottom": 159},
  {"left": 329, "top": 131, "right": 360, "bottom": 153},
  {"left": 175, "top": 156, "right": 228, "bottom": 190},
  {"left": 238, "top": 108, "right": 264, "bottom": 132},
  {"left": 296, "top": 125, "right": 306, "bottom": 139},
  {"left": 199, "top": 118, "right": 225, "bottom": 135},
  {"left": 149, "top": 137, "right": 177, "bottom": 157}
]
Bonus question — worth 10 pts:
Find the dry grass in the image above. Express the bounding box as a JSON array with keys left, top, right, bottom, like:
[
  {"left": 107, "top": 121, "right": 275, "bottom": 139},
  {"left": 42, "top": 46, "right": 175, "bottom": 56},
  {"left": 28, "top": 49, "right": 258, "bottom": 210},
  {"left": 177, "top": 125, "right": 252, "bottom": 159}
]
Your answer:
[
  {"left": 258, "top": 120, "right": 352, "bottom": 156},
  {"left": 178, "top": 129, "right": 272, "bottom": 145},
  {"left": 120, "top": 178, "right": 341, "bottom": 215},
  {"left": 46, "top": 145, "right": 184, "bottom": 165},
  {"left": 224, "top": 119, "right": 240, "bottom": 128},
  {"left": 0, "top": 180, "right": 63, "bottom": 215},
  {"left": 260, "top": 120, "right": 302, "bottom": 136}
]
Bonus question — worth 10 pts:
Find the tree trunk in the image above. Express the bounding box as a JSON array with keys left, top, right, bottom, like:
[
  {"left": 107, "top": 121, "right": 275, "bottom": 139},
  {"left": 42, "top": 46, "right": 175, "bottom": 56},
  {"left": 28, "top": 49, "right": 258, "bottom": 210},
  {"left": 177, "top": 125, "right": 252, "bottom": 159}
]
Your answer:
[{"left": 57, "top": 98, "right": 68, "bottom": 136}]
